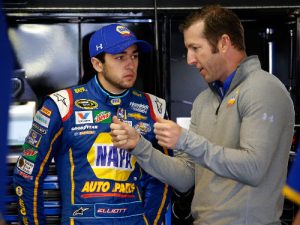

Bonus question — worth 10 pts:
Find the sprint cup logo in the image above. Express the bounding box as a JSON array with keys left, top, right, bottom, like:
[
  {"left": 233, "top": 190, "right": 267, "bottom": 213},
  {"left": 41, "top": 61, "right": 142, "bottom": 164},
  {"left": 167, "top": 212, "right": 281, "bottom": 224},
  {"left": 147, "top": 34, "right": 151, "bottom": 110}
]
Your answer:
[{"left": 87, "top": 133, "right": 136, "bottom": 181}]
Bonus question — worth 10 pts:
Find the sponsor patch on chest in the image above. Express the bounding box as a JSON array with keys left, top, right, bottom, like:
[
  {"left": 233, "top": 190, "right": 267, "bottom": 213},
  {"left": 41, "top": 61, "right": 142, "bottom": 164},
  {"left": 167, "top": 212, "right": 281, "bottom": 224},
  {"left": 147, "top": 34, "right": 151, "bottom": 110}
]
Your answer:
[{"left": 87, "top": 133, "right": 137, "bottom": 181}]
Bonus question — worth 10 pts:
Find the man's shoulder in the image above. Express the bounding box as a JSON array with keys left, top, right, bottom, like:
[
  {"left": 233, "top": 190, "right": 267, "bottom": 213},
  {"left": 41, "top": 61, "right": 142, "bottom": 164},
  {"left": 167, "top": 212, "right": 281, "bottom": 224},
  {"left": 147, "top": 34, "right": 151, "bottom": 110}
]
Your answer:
[
  {"left": 49, "top": 81, "right": 90, "bottom": 101},
  {"left": 144, "top": 92, "right": 166, "bottom": 102},
  {"left": 245, "top": 70, "right": 287, "bottom": 95},
  {"left": 130, "top": 89, "right": 166, "bottom": 102},
  {"left": 48, "top": 88, "right": 73, "bottom": 120},
  {"left": 139, "top": 91, "right": 166, "bottom": 118}
]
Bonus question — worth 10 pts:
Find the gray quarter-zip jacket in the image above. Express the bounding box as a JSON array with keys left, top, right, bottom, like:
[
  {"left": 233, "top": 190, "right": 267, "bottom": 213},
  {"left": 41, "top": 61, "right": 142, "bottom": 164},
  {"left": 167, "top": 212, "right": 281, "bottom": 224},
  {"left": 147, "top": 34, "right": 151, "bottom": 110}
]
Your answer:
[{"left": 131, "top": 56, "right": 295, "bottom": 225}]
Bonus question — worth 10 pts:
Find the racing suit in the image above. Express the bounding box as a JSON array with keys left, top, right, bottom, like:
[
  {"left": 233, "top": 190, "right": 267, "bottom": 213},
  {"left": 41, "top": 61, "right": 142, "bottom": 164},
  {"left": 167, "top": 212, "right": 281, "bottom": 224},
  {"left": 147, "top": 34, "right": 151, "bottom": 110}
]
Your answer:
[{"left": 13, "top": 76, "right": 172, "bottom": 225}]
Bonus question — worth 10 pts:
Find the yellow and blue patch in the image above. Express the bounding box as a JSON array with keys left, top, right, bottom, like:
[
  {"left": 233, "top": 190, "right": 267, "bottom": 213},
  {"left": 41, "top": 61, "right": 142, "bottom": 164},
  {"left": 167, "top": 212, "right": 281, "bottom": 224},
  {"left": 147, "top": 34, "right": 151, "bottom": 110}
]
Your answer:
[{"left": 87, "top": 133, "right": 136, "bottom": 181}]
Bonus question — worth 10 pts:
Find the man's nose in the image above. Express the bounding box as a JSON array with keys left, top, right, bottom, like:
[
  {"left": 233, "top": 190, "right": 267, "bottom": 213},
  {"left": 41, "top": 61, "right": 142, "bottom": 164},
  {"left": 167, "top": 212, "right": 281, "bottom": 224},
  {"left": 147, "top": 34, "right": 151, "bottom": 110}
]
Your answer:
[
  {"left": 126, "top": 57, "right": 136, "bottom": 68},
  {"left": 187, "top": 51, "right": 197, "bottom": 66}
]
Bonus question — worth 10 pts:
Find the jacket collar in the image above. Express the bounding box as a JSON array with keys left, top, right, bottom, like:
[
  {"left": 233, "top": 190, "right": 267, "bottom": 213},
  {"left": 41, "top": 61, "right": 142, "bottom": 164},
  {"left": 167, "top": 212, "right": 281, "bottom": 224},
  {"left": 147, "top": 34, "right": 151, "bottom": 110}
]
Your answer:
[
  {"left": 209, "top": 55, "right": 261, "bottom": 98},
  {"left": 88, "top": 75, "right": 133, "bottom": 107}
]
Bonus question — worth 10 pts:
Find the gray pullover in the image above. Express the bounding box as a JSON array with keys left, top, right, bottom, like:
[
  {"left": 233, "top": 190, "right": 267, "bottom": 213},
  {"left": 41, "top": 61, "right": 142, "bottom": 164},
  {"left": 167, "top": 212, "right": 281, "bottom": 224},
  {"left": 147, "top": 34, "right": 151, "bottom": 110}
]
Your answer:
[{"left": 132, "top": 56, "right": 295, "bottom": 225}]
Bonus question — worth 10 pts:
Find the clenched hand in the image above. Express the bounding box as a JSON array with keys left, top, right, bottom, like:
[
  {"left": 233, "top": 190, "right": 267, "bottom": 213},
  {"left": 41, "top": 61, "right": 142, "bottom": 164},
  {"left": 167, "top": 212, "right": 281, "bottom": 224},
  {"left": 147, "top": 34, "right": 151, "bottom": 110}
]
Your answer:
[
  {"left": 110, "top": 116, "right": 140, "bottom": 150},
  {"left": 154, "top": 117, "right": 183, "bottom": 149}
]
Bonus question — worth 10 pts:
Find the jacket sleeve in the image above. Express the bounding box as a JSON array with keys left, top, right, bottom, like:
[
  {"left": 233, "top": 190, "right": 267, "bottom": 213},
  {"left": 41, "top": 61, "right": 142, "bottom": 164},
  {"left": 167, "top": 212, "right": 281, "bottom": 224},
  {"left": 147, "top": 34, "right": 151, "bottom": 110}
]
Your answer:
[
  {"left": 141, "top": 93, "right": 172, "bottom": 225},
  {"left": 13, "top": 98, "right": 63, "bottom": 225}
]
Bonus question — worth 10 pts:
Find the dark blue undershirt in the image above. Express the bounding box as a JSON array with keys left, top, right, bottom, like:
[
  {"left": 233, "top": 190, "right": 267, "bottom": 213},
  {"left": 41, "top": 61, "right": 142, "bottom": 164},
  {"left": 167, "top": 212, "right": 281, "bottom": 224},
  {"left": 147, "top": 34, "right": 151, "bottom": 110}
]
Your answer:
[{"left": 212, "top": 70, "right": 237, "bottom": 99}]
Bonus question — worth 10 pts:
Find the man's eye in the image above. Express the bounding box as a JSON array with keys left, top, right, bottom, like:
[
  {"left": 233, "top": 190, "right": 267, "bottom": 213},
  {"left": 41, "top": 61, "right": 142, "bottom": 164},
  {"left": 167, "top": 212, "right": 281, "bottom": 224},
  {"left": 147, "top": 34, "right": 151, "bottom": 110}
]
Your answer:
[
  {"left": 132, "top": 54, "right": 139, "bottom": 59},
  {"left": 115, "top": 56, "right": 123, "bottom": 60}
]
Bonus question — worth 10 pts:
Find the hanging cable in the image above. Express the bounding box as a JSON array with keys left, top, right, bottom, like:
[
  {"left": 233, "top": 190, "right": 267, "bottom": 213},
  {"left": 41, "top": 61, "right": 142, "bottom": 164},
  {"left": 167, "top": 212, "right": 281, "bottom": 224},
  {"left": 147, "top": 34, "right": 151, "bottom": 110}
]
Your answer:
[{"left": 154, "top": 0, "right": 161, "bottom": 95}]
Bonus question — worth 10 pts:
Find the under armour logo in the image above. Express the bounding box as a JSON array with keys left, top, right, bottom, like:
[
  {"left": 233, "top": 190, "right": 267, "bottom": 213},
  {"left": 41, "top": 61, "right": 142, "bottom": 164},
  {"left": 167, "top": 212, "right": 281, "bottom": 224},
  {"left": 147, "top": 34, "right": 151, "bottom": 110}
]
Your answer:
[
  {"left": 96, "top": 44, "right": 103, "bottom": 51},
  {"left": 262, "top": 112, "right": 274, "bottom": 123}
]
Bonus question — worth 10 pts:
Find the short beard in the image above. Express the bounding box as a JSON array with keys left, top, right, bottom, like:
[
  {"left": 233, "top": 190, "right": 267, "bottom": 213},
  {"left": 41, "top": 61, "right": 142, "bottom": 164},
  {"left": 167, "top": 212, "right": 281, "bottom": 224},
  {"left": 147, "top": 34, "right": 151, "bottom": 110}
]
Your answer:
[{"left": 102, "top": 67, "right": 135, "bottom": 91}]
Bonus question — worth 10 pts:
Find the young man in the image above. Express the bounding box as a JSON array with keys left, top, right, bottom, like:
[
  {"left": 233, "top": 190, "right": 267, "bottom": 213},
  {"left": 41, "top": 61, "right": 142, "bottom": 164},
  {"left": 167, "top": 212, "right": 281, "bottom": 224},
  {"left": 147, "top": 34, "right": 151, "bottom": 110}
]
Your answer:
[
  {"left": 13, "top": 24, "right": 171, "bottom": 225},
  {"left": 110, "top": 5, "right": 295, "bottom": 225}
]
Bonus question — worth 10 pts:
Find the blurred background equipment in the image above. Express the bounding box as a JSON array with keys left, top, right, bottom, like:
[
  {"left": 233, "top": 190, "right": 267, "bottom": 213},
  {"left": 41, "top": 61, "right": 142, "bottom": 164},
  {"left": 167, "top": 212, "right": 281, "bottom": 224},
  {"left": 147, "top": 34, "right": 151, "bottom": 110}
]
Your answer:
[{"left": 171, "top": 188, "right": 194, "bottom": 225}]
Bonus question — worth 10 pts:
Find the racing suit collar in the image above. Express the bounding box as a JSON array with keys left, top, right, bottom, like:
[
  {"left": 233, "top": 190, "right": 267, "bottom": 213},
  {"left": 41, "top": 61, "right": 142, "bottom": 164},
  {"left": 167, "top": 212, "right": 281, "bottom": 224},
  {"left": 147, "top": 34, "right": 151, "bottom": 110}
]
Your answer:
[{"left": 90, "top": 75, "right": 132, "bottom": 107}]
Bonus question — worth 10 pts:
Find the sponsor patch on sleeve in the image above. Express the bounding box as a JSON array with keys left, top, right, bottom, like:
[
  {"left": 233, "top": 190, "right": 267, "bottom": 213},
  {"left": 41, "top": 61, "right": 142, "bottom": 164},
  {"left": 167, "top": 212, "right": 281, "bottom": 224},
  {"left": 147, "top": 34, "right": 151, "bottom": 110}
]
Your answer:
[
  {"left": 22, "top": 143, "right": 38, "bottom": 162},
  {"left": 25, "top": 129, "right": 42, "bottom": 148},
  {"left": 40, "top": 106, "right": 52, "bottom": 117},
  {"left": 16, "top": 156, "right": 35, "bottom": 175},
  {"left": 34, "top": 111, "right": 50, "bottom": 128},
  {"left": 16, "top": 186, "right": 23, "bottom": 197}
]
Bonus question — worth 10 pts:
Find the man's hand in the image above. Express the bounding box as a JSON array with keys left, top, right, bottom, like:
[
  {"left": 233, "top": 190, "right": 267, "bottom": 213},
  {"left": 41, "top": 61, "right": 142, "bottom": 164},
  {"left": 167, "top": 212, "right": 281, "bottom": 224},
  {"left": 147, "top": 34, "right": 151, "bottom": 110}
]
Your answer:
[
  {"left": 154, "top": 117, "right": 183, "bottom": 149},
  {"left": 110, "top": 116, "right": 140, "bottom": 150}
]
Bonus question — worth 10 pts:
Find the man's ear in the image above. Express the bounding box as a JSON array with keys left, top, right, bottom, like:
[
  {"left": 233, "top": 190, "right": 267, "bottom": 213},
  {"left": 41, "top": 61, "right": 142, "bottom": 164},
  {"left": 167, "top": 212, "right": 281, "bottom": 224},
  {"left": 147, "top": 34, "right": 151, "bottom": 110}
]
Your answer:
[
  {"left": 218, "top": 34, "right": 230, "bottom": 53},
  {"left": 91, "top": 57, "right": 103, "bottom": 73}
]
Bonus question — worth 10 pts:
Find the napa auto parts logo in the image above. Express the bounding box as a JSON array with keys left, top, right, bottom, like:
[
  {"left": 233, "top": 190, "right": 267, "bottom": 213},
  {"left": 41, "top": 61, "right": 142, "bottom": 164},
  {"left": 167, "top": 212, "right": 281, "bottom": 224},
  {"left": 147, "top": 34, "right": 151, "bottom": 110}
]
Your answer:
[
  {"left": 116, "top": 25, "right": 132, "bottom": 36},
  {"left": 87, "top": 133, "right": 136, "bottom": 181}
]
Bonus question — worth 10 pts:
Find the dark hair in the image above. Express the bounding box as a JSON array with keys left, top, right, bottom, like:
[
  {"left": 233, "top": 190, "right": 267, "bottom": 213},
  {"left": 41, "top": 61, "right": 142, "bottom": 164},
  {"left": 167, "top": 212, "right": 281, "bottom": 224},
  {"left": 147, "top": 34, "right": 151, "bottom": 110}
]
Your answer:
[
  {"left": 179, "top": 5, "right": 245, "bottom": 52},
  {"left": 95, "top": 52, "right": 106, "bottom": 63}
]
